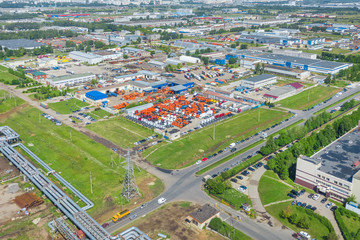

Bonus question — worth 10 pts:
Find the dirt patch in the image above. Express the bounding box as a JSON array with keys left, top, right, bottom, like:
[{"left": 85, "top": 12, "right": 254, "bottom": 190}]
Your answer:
[
  {"left": 120, "top": 202, "right": 225, "bottom": 240},
  {"left": 0, "top": 156, "right": 19, "bottom": 181}
]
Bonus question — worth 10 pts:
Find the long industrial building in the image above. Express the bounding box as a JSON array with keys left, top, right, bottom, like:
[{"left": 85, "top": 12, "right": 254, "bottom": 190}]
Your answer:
[
  {"left": 295, "top": 128, "right": 360, "bottom": 202},
  {"left": 235, "top": 50, "right": 352, "bottom": 75},
  {"left": 46, "top": 73, "right": 96, "bottom": 88},
  {"left": 241, "top": 74, "right": 277, "bottom": 89}
]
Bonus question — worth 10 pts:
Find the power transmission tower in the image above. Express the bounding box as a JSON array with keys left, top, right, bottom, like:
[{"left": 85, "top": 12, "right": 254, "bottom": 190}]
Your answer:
[{"left": 121, "top": 149, "right": 139, "bottom": 201}]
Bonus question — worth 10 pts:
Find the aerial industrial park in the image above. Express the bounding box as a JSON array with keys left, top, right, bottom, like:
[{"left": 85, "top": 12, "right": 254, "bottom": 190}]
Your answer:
[{"left": 1, "top": 1, "right": 360, "bottom": 240}]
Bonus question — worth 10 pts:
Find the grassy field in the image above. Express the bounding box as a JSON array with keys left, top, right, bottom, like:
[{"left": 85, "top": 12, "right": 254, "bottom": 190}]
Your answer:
[
  {"left": 87, "top": 116, "right": 154, "bottom": 148},
  {"left": 143, "top": 108, "right": 291, "bottom": 169},
  {"left": 0, "top": 89, "right": 25, "bottom": 113},
  {"left": 88, "top": 109, "right": 111, "bottom": 120},
  {"left": 48, "top": 98, "right": 89, "bottom": 114},
  {"left": 277, "top": 85, "right": 341, "bottom": 110},
  {"left": 213, "top": 188, "right": 252, "bottom": 210},
  {"left": 266, "top": 202, "right": 335, "bottom": 239},
  {"left": 48, "top": 98, "right": 90, "bottom": 114},
  {"left": 0, "top": 106, "right": 163, "bottom": 220},
  {"left": 258, "top": 170, "right": 292, "bottom": 205}
]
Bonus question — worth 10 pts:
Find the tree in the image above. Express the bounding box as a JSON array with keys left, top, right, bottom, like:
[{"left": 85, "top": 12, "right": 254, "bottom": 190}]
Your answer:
[
  {"left": 240, "top": 44, "right": 248, "bottom": 49},
  {"left": 123, "top": 54, "right": 128, "bottom": 59},
  {"left": 186, "top": 50, "right": 190, "bottom": 56},
  {"left": 85, "top": 46, "right": 91, "bottom": 52},
  {"left": 346, "top": 194, "right": 356, "bottom": 203},
  {"left": 229, "top": 58, "right": 237, "bottom": 65},
  {"left": 136, "top": 37, "right": 141, "bottom": 44},
  {"left": 91, "top": 79, "right": 98, "bottom": 85},
  {"left": 202, "top": 57, "right": 209, "bottom": 65}
]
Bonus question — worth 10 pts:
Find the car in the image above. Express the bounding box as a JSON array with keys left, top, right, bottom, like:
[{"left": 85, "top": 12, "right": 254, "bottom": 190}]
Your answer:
[
  {"left": 102, "top": 223, "right": 109, "bottom": 228},
  {"left": 288, "top": 193, "right": 296, "bottom": 199},
  {"left": 202, "top": 157, "right": 208, "bottom": 162},
  {"left": 299, "top": 189, "right": 305, "bottom": 195},
  {"left": 321, "top": 198, "right": 327, "bottom": 203},
  {"left": 196, "top": 160, "right": 202, "bottom": 165},
  {"left": 236, "top": 175, "right": 243, "bottom": 180},
  {"left": 301, "top": 202, "right": 307, "bottom": 208},
  {"left": 212, "top": 174, "right": 218, "bottom": 178},
  {"left": 224, "top": 147, "right": 228, "bottom": 152},
  {"left": 129, "top": 214, "right": 137, "bottom": 220},
  {"left": 326, "top": 203, "right": 332, "bottom": 208},
  {"left": 218, "top": 150, "right": 223, "bottom": 154},
  {"left": 308, "top": 193, "right": 314, "bottom": 199},
  {"left": 248, "top": 167, "right": 255, "bottom": 172},
  {"left": 112, "top": 148, "right": 117, "bottom": 152},
  {"left": 306, "top": 205, "right": 312, "bottom": 209},
  {"left": 297, "top": 201, "right": 302, "bottom": 206},
  {"left": 312, "top": 194, "right": 320, "bottom": 200},
  {"left": 238, "top": 187, "right": 245, "bottom": 193},
  {"left": 230, "top": 178, "right": 237, "bottom": 183},
  {"left": 239, "top": 185, "right": 247, "bottom": 190},
  {"left": 141, "top": 203, "right": 147, "bottom": 208},
  {"left": 224, "top": 168, "right": 230, "bottom": 172},
  {"left": 311, "top": 207, "right": 317, "bottom": 211},
  {"left": 231, "top": 148, "right": 237, "bottom": 153},
  {"left": 330, "top": 206, "right": 338, "bottom": 212},
  {"left": 158, "top": 197, "right": 166, "bottom": 204},
  {"left": 291, "top": 190, "right": 299, "bottom": 196},
  {"left": 292, "top": 200, "right": 297, "bottom": 205}
]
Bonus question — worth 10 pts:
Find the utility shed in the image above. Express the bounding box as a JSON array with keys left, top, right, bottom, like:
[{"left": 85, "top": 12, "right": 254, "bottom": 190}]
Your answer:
[{"left": 187, "top": 204, "right": 220, "bottom": 229}]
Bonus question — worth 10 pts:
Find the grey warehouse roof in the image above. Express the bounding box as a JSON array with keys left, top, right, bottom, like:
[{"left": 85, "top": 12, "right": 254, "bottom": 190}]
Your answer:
[
  {"left": 243, "top": 74, "right": 276, "bottom": 83},
  {"left": 0, "top": 39, "right": 45, "bottom": 50},
  {"left": 312, "top": 130, "right": 360, "bottom": 182},
  {"left": 189, "top": 204, "right": 219, "bottom": 223}
]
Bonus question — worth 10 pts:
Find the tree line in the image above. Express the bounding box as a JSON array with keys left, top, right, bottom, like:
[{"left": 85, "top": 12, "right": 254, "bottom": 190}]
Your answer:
[
  {"left": 261, "top": 109, "right": 360, "bottom": 180},
  {"left": 0, "top": 29, "right": 77, "bottom": 40},
  {"left": 321, "top": 52, "right": 360, "bottom": 64},
  {"left": 337, "top": 64, "right": 360, "bottom": 82}
]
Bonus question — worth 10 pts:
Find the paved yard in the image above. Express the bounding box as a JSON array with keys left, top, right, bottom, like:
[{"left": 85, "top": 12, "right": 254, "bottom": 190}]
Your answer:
[{"left": 292, "top": 193, "right": 343, "bottom": 240}]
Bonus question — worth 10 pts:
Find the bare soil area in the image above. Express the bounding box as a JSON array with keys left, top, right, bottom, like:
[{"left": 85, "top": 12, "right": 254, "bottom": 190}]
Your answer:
[{"left": 119, "top": 202, "right": 225, "bottom": 240}]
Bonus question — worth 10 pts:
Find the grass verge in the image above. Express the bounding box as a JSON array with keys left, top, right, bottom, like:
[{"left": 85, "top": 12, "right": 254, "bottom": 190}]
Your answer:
[
  {"left": 143, "top": 108, "right": 291, "bottom": 169},
  {"left": 277, "top": 85, "right": 341, "bottom": 110},
  {"left": 258, "top": 170, "right": 292, "bottom": 205}
]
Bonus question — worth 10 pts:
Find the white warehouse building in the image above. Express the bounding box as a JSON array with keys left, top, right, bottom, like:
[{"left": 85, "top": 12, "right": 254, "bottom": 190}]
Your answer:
[
  {"left": 69, "top": 51, "right": 103, "bottom": 65},
  {"left": 241, "top": 74, "right": 277, "bottom": 89},
  {"left": 46, "top": 72, "right": 96, "bottom": 88}
]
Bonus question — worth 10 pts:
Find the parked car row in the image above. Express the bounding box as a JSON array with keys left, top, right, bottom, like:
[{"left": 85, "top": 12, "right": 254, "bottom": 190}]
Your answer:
[
  {"left": 292, "top": 200, "right": 317, "bottom": 211},
  {"left": 42, "top": 113, "right": 62, "bottom": 126},
  {"left": 134, "top": 135, "right": 158, "bottom": 145},
  {"left": 79, "top": 112, "right": 97, "bottom": 122},
  {"left": 287, "top": 189, "right": 306, "bottom": 199}
]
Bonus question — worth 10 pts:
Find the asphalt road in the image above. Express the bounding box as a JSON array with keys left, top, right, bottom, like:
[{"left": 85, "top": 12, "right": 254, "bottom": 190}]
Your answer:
[
  {"left": 106, "top": 84, "right": 360, "bottom": 238},
  {"left": 3, "top": 81, "right": 360, "bottom": 239}
]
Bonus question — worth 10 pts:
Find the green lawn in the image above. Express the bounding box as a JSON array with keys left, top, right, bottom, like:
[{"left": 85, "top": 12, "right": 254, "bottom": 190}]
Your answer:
[
  {"left": 277, "top": 85, "right": 341, "bottom": 110},
  {"left": 88, "top": 109, "right": 111, "bottom": 120},
  {"left": 144, "top": 108, "right": 291, "bottom": 169},
  {"left": 0, "top": 90, "right": 25, "bottom": 113},
  {"left": 334, "top": 207, "right": 360, "bottom": 240},
  {"left": 213, "top": 188, "right": 252, "bottom": 210},
  {"left": 86, "top": 116, "right": 154, "bottom": 148},
  {"left": 0, "top": 106, "right": 162, "bottom": 219},
  {"left": 258, "top": 171, "right": 292, "bottom": 205},
  {"left": 266, "top": 202, "right": 335, "bottom": 240},
  {"left": 48, "top": 98, "right": 90, "bottom": 114}
]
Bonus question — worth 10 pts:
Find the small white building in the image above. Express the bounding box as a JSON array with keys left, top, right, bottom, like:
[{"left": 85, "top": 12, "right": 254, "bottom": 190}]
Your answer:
[
  {"left": 241, "top": 74, "right": 277, "bottom": 89},
  {"left": 46, "top": 72, "right": 95, "bottom": 88}
]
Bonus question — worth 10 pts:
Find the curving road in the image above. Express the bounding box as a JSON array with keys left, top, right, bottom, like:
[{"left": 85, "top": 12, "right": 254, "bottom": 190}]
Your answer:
[{"left": 3, "top": 81, "right": 360, "bottom": 240}]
